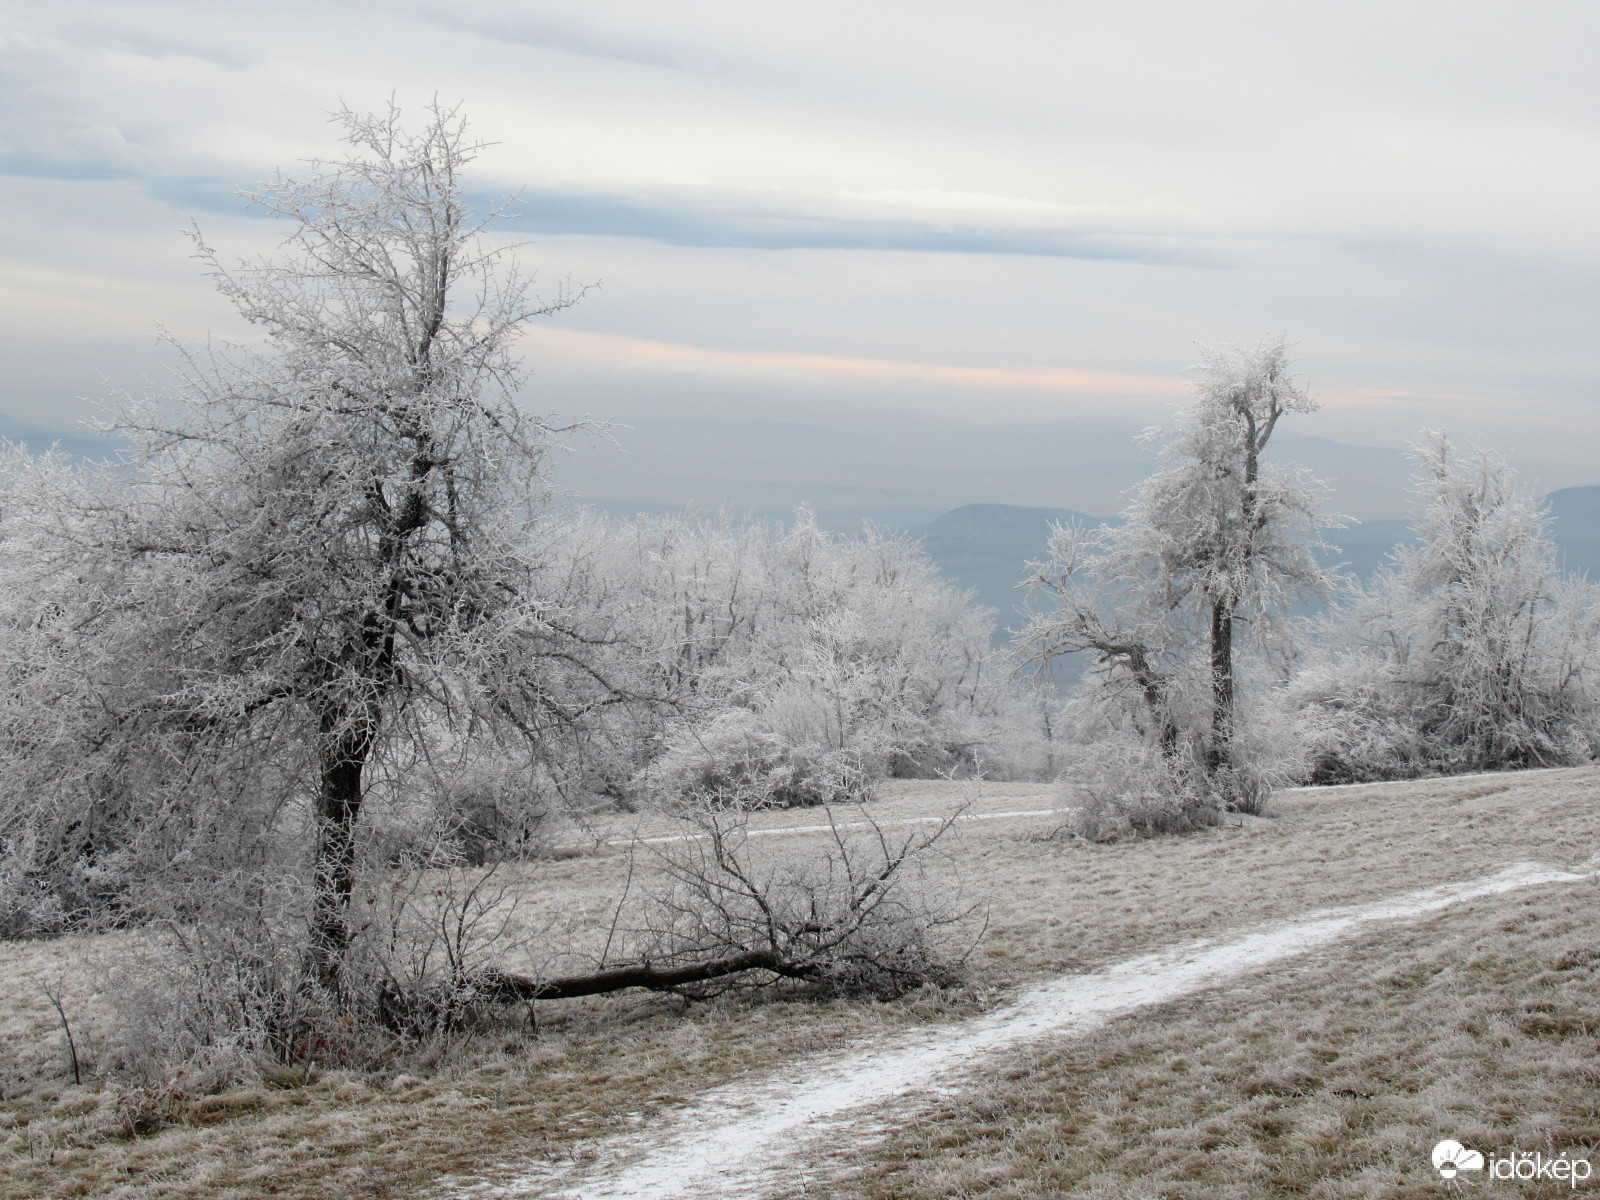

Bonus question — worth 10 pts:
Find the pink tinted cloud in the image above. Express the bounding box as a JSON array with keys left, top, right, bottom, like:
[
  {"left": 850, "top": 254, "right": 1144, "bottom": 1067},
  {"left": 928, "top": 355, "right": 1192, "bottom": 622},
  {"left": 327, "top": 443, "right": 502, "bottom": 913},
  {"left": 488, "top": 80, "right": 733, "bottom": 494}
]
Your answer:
[{"left": 527, "top": 328, "right": 1192, "bottom": 398}]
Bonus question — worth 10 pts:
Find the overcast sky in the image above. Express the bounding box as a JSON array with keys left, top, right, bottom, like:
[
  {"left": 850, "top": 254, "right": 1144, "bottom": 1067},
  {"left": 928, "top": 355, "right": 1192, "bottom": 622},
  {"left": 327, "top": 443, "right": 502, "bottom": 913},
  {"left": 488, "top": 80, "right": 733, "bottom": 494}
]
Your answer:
[{"left": 3, "top": 1, "right": 1598, "bottom": 468}]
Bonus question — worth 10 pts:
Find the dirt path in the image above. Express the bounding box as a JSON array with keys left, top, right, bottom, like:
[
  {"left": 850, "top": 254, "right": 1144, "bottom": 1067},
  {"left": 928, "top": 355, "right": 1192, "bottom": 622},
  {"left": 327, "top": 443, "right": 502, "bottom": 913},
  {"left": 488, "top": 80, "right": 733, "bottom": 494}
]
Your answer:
[{"left": 449, "top": 857, "right": 1595, "bottom": 1200}]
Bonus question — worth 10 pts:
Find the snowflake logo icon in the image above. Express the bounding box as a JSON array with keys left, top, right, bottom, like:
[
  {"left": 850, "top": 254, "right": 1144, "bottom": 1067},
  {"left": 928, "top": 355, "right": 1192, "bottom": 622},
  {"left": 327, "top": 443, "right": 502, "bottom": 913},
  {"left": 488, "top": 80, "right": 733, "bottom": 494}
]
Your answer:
[{"left": 1432, "top": 1139, "right": 1485, "bottom": 1179}]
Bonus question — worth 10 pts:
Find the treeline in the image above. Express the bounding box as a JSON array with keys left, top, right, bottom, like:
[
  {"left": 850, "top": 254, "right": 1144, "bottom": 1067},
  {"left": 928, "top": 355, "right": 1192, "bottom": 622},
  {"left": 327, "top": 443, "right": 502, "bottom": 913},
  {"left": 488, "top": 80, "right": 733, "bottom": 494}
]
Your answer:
[{"left": 1026, "top": 418, "right": 1600, "bottom": 842}]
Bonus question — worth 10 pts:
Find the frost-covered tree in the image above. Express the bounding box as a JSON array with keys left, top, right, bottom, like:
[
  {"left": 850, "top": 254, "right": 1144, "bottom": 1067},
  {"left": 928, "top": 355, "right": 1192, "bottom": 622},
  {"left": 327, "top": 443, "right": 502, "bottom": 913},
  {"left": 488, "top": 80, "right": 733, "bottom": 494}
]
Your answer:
[
  {"left": 0, "top": 104, "right": 611, "bottom": 975},
  {"left": 1017, "top": 338, "right": 1336, "bottom": 802},
  {"left": 1295, "top": 433, "right": 1600, "bottom": 779},
  {"left": 575, "top": 510, "right": 1012, "bottom": 806}
]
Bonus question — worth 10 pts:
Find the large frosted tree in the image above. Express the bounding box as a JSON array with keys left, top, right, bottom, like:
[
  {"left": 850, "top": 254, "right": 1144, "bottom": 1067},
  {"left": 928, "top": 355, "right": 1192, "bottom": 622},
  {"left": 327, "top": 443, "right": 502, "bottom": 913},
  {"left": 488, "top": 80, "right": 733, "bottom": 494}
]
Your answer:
[
  {"left": 0, "top": 103, "right": 608, "bottom": 980},
  {"left": 1296, "top": 433, "right": 1600, "bottom": 778},
  {"left": 1019, "top": 338, "right": 1335, "bottom": 792}
]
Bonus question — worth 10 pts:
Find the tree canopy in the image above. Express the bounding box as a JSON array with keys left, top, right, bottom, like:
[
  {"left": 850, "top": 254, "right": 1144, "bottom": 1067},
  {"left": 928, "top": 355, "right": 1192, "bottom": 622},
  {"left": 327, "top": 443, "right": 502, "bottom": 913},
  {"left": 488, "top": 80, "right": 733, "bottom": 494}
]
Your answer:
[
  {"left": 0, "top": 103, "right": 612, "bottom": 980},
  {"left": 1018, "top": 338, "right": 1336, "bottom": 802}
]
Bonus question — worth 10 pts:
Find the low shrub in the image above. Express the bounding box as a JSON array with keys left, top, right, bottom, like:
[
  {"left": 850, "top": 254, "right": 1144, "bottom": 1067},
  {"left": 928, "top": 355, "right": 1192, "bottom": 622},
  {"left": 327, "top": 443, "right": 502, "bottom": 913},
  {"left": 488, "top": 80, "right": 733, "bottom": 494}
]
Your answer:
[{"left": 1055, "top": 736, "right": 1220, "bottom": 842}]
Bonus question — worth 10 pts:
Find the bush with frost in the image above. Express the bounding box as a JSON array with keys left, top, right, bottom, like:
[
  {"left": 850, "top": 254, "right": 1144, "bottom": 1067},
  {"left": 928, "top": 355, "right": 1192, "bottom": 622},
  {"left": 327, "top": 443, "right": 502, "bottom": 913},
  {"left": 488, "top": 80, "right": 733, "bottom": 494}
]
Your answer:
[
  {"left": 1055, "top": 733, "right": 1215, "bottom": 841},
  {"left": 587, "top": 509, "right": 1016, "bottom": 807},
  {"left": 1053, "top": 655, "right": 1303, "bottom": 840},
  {"left": 1295, "top": 434, "right": 1600, "bottom": 781}
]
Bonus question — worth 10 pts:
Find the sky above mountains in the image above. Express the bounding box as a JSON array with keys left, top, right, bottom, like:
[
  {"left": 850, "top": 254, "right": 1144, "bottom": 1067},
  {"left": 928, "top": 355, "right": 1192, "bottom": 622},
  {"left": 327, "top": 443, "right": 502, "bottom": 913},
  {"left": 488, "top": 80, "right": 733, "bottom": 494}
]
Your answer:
[{"left": 2, "top": 2, "right": 1598, "bottom": 470}]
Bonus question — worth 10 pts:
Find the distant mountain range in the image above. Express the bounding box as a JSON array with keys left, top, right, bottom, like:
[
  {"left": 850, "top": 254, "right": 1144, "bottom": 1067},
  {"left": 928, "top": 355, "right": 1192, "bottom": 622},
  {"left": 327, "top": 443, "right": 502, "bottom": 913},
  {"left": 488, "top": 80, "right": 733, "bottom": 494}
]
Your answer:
[
  {"left": 0, "top": 415, "right": 119, "bottom": 462},
  {"left": 6, "top": 409, "right": 1597, "bottom": 622},
  {"left": 914, "top": 489, "right": 1600, "bottom": 641},
  {"left": 550, "top": 415, "right": 1596, "bottom": 528}
]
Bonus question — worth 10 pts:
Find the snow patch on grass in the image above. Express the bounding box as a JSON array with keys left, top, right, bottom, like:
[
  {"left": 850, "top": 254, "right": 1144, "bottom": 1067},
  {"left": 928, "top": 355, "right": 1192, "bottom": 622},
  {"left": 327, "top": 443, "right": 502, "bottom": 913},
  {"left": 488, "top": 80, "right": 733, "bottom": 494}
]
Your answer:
[{"left": 464, "top": 860, "right": 1592, "bottom": 1200}]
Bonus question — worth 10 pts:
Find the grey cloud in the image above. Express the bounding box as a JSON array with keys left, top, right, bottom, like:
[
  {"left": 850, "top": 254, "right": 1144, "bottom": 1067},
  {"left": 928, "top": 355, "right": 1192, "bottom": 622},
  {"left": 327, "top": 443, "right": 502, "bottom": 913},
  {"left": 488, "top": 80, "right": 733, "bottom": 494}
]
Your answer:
[
  {"left": 385, "top": 3, "right": 690, "bottom": 70},
  {"left": 485, "top": 185, "right": 1228, "bottom": 265},
  {"left": 0, "top": 148, "right": 244, "bottom": 218},
  {"left": 0, "top": 43, "right": 165, "bottom": 184}
]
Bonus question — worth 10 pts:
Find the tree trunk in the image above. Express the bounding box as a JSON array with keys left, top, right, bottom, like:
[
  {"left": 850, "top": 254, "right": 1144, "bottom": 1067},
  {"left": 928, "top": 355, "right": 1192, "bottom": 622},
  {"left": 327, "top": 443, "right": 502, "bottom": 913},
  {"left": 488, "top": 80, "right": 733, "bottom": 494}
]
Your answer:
[
  {"left": 308, "top": 720, "right": 375, "bottom": 992},
  {"left": 1209, "top": 599, "right": 1235, "bottom": 772}
]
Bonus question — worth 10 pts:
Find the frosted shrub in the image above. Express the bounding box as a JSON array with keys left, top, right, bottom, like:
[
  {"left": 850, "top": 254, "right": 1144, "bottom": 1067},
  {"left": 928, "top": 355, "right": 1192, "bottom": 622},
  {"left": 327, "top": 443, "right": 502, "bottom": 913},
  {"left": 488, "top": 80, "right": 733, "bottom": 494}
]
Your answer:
[
  {"left": 586, "top": 509, "right": 1013, "bottom": 806},
  {"left": 642, "top": 706, "right": 871, "bottom": 809},
  {"left": 1056, "top": 734, "right": 1217, "bottom": 842},
  {"left": 1297, "top": 435, "right": 1600, "bottom": 781},
  {"left": 106, "top": 848, "right": 545, "bottom": 1074},
  {"left": 947, "top": 685, "right": 1062, "bottom": 782},
  {"left": 1052, "top": 650, "right": 1305, "bottom": 836},
  {"left": 357, "top": 738, "right": 557, "bottom": 867},
  {"left": 1222, "top": 659, "right": 1320, "bottom": 805},
  {"left": 0, "top": 853, "right": 73, "bottom": 940},
  {"left": 104, "top": 872, "right": 324, "bottom": 1076},
  {"left": 1288, "top": 643, "right": 1428, "bottom": 783}
]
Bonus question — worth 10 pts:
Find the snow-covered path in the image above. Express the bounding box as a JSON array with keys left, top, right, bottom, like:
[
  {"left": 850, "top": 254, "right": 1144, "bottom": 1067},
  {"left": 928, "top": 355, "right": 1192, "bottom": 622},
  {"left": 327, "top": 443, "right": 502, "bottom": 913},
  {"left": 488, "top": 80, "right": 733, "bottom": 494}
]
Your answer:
[
  {"left": 456, "top": 858, "right": 1595, "bottom": 1200},
  {"left": 551, "top": 803, "right": 1069, "bottom": 852}
]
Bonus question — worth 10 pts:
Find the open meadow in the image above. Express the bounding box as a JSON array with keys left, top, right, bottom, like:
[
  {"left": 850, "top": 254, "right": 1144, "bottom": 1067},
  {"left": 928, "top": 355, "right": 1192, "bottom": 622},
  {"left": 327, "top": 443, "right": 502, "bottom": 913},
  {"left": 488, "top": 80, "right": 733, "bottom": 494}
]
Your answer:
[
  {"left": 7, "top": 15, "right": 1600, "bottom": 1200},
  {"left": 2, "top": 767, "right": 1597, "bottom": 1199}
]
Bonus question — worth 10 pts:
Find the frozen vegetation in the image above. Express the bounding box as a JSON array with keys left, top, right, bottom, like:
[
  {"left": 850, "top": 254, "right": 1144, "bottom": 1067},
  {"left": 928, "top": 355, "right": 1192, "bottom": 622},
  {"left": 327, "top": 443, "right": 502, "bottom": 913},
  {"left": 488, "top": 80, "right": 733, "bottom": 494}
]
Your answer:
[{"left": 0, "top": 104, "right": 1598, "bottom": 1197}]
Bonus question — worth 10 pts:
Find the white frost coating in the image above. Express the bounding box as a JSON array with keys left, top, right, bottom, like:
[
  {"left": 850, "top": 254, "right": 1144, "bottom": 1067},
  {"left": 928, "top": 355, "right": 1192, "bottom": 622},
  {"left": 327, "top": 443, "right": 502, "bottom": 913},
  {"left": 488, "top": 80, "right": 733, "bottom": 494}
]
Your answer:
[
  {"left": 542, "top": 806, "right": 1072, "bottom": 854},
  {"left": 460, "top": 860, "right": 1592, "bottom": 1200},
  {"left": 612, "top": 807, "right": 1069, "bottom": 848}
]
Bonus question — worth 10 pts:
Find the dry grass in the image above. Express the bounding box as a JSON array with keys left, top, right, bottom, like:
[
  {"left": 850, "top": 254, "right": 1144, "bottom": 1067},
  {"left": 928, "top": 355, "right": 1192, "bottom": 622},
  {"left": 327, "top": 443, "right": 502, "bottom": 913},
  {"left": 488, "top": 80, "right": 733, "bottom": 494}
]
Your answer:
[
  {"left": 780, "top": 883, "right": 1600, "bottom": 1199},
  {"left": 1, "top": 766, "right": 1596, "bottom": 1198}
]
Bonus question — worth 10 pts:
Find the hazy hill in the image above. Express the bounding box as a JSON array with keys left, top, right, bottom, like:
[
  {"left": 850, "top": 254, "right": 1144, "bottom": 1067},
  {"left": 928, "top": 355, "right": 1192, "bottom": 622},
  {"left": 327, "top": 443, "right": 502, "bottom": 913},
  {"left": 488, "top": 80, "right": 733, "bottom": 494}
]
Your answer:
[
  {"left": 911, "top": 496, "right": 1600, "bottom": 642},
  {"left": 554, "top": 416, "right": 1154, "bottom": 531},
  {"left": 1547, "top": 487, "right": 1600, "bottom": 579},
  {"left": 911, "top": 504, "right": 1097, "bottom": 634},
  {"left": 552, "top": 416, "right": 1597, "bottom": 528}
]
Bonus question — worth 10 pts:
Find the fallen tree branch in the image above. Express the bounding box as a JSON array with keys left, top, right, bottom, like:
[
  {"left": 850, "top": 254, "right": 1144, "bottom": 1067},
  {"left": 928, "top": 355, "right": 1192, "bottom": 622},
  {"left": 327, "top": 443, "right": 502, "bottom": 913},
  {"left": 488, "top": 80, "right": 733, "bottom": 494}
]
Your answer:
[
  {"left": 376, "top": 799, "right": 980, "bottom": 1033},
  {"left": 474, "top": 949, "right": 816, "bottom": 1001}
]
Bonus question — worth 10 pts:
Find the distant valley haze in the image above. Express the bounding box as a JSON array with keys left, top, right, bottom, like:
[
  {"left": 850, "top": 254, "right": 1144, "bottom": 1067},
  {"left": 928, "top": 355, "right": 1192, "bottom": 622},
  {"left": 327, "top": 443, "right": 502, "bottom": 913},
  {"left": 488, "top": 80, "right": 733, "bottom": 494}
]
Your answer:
[
  {"left": 12, "top": 406, "right": 1597, "bottom": 642},
  {"left": 539, "top": 410, "right": 1600, "bottom": 631},
  {"left": 3, "top": 3, "right": 1597, "bottom": 635},
  {"left": 550, "top": 412, "right": 1598, "bottom": 528}
]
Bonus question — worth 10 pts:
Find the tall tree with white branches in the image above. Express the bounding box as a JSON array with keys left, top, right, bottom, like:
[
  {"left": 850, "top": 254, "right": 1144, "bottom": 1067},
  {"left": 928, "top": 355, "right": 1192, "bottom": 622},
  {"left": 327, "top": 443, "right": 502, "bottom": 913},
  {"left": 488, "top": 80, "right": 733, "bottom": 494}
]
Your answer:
[
  {"left": 0, "top": 102, "right": 614, "bottom": 983},
  {"left": 1296, "top": 433, "right": 1600, "bottom": 778},
  {"left": 1019, "top": 338, "right": 1337, "bottom": 795}
]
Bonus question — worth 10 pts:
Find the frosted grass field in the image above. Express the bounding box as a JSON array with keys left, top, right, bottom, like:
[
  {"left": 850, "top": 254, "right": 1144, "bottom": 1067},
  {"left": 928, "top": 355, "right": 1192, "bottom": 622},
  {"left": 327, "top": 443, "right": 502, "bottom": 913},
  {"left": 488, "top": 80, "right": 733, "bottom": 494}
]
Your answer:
[{"left": 4, "top": 767, "right": 1597, "bottom": 1199}]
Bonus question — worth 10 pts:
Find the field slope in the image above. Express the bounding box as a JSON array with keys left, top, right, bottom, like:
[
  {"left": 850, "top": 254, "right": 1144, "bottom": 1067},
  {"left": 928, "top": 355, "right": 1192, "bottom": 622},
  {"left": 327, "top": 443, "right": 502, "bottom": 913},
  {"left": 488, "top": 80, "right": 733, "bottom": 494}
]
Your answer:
[{"left": 3, "top": 769, "right": 1597, "bottom": 1199}]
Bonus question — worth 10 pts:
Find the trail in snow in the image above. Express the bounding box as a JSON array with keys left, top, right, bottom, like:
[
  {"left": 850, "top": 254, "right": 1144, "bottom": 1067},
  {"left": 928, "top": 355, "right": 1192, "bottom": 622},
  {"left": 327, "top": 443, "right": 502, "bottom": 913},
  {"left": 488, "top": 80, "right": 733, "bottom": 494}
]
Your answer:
[
  {"left": 1278, "top": 766, "right": 1570, "bottom": 795},
  {"left": 452, "top": 857, "right": 1595, "bottom": 1200},
  {"left": 618, "top": 806, "right": 1068, "bottom": 847},
  {"left": 553, "top": 805, "right": 1071, "bottom": 852},
  {"left": 558, "top": 767, "right": 1561, "bottom": 855}
]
